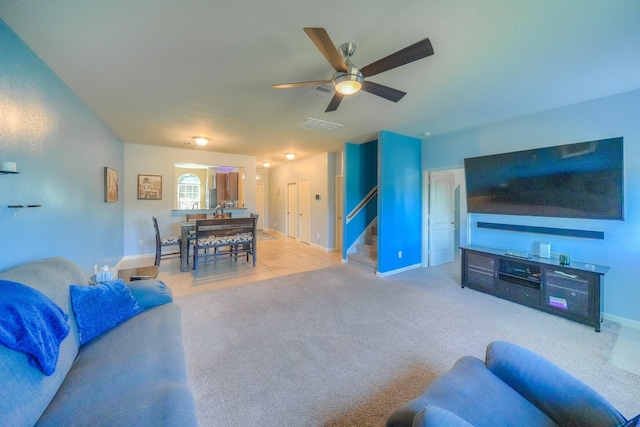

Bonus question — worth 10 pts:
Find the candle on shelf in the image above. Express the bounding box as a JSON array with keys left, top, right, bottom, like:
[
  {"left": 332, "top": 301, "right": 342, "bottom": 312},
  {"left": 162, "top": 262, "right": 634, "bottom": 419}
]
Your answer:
[{"left": 1, "top": 162, "right": 17, "bottom": 172}]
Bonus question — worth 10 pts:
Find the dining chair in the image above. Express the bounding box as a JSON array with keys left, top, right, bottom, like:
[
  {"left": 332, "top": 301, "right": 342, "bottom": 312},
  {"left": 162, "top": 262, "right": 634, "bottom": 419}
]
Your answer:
[
  {"left": 153, "top": 217, "right": 182, "bottom": 266},
  {"left": 237, "top": 213, "right": 259, "bottom": 256},
  {"left": 184, "top": 213, "right": 208, "bottom": 261},
  {"left": 192, "top": 218, "right": 256, "bottom": 276}
]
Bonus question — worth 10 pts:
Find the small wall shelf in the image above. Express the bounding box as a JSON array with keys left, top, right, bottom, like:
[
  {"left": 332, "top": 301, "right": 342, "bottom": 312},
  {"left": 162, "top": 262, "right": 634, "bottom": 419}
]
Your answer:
[
  {"left": 8, "top": 204, "right": 42, "bottom": 216},
  {"left": 0, "top": 171, "right": 20, "bottom": 175}
]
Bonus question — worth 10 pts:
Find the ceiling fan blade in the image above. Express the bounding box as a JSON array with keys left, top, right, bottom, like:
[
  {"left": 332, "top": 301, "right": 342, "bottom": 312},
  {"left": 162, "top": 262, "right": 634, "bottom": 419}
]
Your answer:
[
  {"left": 360, "top": 38, "right": 434, "bottom": 78},
  {"left": 272, "top": 80, "right": 331, "bottom": 89},
  {"left": 304, "top": 28, "right": 348, "bottom": 73},
  {"left": 325, "top": 93, "right": 344, "bottom": 112},
  {"left": 361, "top": 81, "right": 406, "bottom": 102}
]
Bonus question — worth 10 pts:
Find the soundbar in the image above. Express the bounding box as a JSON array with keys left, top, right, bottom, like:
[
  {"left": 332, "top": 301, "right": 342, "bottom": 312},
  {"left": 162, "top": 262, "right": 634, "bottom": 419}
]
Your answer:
[{"left": 476, "top": 222, "right": 604, "bottom": 240}]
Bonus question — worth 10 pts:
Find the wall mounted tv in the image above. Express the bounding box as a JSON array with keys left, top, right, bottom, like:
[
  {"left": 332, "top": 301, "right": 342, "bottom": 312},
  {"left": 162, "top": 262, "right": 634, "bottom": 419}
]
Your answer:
[{"left": 464, "top": 137, "right": 624, "bottom": 220}]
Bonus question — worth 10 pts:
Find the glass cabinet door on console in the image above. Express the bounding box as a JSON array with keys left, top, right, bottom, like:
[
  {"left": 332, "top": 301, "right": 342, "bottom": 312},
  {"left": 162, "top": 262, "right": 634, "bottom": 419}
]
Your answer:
[
  {"left": 542, "top": 267, "right": 595, "bottom": 321},
  {"left": 462, "top": 251, "right": 497, "bottom": 293}
]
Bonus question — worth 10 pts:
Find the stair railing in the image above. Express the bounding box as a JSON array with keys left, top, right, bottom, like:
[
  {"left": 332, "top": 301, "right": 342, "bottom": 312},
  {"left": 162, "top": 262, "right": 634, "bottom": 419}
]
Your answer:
[{"left": 346, "top": 185, "right": 377, "bottom": 223}]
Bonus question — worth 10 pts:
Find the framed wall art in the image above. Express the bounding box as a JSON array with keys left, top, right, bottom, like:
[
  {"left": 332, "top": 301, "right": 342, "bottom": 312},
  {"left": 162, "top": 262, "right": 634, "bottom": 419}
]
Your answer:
[
  {"left": 138, "top": 174, "right": 162, "bottom": 200},
  {"left": 104, "top": 167, "right": 118, "bottom": 203}
]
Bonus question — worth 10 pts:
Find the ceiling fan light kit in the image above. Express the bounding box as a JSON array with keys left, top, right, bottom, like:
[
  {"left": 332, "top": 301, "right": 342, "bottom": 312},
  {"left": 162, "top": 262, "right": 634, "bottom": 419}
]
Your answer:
[
  {"left": 272, "top": 27, "right": 434, "bottom": 112},
  {"left": 333, "top": 69, "right": 364, "bottom": 95}
]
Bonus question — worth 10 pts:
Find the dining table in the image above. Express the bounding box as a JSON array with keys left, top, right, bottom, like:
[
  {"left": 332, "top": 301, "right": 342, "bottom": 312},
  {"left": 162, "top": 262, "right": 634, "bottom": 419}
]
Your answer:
[{"left": 179, "top": 216, "right": 238, "bottom": 272}]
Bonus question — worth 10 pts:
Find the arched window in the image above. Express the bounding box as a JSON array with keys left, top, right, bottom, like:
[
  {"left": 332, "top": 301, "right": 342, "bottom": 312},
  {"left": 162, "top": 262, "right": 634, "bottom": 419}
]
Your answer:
[{"left": 177, "top": 173, "right": 201, "bottom": 210}]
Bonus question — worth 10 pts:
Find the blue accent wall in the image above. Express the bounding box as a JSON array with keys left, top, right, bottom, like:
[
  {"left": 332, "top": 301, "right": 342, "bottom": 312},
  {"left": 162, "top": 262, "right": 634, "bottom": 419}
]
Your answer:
[
  {"left": 343, "top": 141, "right": 377, "bottom": 259},
  {"left": 423, "top": 89, "right": 640, "bottom": 324},
  {"left": 378, "top": 131, "right": 422, "bottom": 273},
  {"left": 0, "top": 19, "right": 124, "bottom": 274}
]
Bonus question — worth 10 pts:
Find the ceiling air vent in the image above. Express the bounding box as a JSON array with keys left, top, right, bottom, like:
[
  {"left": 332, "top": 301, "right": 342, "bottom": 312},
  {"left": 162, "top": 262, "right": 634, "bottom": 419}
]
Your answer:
[
  {"left": 295, "top": 117, "right": 343, "bottom": 133},
  {"left": 310, "top": 84, "right": 334, "bottom": 97}
]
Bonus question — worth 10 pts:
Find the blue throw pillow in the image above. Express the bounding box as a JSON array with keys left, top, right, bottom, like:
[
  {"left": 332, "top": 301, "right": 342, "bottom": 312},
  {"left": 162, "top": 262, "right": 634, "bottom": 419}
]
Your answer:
[
  {"left": 0, "top": 280, "right": 70, "bottom": 376},
  {"left": 126, "top": 279, "right": 173, "bottom": 309},
  {"left": 70, "top": 280, "right": 142, "bottom": 345}
]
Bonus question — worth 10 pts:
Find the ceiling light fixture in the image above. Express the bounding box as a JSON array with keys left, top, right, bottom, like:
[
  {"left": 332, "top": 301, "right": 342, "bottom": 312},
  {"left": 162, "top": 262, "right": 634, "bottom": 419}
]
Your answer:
[
  {"left": 333, "top": 68, "right": 364, "bottom": 96},
  {"left": 193, "top": 136, "right": 210, "bottom": 146},
  {"left": 332, "top": 42, "right": 364, "bottom": 96},
  {"left": 262, "top": 162, "right": 271, "bottom": 168},
  {"left": 285, "top": 153, "right": 296, "bottom": 160}
]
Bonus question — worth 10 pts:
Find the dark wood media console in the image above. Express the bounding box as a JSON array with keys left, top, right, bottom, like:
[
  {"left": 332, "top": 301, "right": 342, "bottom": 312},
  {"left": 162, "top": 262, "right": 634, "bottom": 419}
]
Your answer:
[{"left": 461, "top": 245, "right": 609, "bottom": 332}]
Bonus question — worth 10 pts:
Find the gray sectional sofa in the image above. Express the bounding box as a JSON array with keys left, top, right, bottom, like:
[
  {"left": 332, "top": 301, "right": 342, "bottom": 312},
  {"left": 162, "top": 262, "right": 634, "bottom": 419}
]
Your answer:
[
  {"left": 386, "top": 341, "right": 635, "bottom": 427},
  {"left": 0, "top": 257, "right": 198, "bottom": 426}
]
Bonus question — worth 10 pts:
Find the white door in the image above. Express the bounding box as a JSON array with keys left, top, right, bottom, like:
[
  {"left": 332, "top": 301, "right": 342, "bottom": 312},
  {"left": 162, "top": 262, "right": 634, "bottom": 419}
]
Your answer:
[
  {"left": 300, "top": 179, "right": 311, "bottom": 244},
  {"left": 255, "top": 183, "right": 264, "bottom": 230},
  {"left": 428, "top": 172, "right": 455, "bottom": 266},
  {"left": 287, "top": 182, "right": 297, "bottom": 238},
  {"left": 335, "top": 176, "right": 343, "bottom": 252}
]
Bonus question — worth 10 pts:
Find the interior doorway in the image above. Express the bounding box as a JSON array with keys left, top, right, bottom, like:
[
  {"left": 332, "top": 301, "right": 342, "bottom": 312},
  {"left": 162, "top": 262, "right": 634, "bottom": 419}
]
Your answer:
[
  {"left": 335, "top": 175, "right": 343, "bottom": 252},
  {"left": 255, "top": 183, "right": 264, "bottom": 230},
  {"left": 300, "top": 179, "right": 311, "bottom": 244},
  {"left": 423, "top": 169, "right": 466, "bottom": 267},
  {"left": 287, "top": 182, "right": 297, "bottom": 238},
  {"left": 428, "top": 171, "right": 455, "bottom": 266}
]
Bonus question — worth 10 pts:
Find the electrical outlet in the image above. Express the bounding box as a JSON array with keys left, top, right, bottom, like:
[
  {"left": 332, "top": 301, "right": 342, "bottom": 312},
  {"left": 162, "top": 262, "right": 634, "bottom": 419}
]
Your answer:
[
  {"left": 139, "top": 240, "right": 144, "bottom": 246},
  {"left": 398, "top": 251, "right": 402, "bottom": 258},
  {"left": 316, "top": 233, "right": 320, "bottom": 240},
  {"left": 274, "top": 221, "right": 277, "bottom": 227}
]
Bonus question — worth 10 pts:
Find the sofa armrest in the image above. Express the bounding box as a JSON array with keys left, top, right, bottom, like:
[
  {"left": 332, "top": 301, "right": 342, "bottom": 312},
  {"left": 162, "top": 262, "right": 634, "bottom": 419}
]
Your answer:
[{"left": 486, "top": 341, "right": 625, "bottom": 427}]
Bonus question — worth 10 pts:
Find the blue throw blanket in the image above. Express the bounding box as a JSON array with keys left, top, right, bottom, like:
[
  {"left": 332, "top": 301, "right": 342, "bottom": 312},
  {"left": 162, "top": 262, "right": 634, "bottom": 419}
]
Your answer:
[{"left": 0, "top": 280, "right": 70, "bottom": 376}]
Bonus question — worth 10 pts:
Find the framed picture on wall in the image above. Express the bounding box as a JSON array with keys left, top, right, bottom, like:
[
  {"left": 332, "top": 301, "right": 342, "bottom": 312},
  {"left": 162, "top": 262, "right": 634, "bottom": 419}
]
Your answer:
[
  {"left": 104, "top": 167, "right": 118, "bottom": 203},
  {"left": 138, "top": 174, "right": 162, "bottom": 200}
]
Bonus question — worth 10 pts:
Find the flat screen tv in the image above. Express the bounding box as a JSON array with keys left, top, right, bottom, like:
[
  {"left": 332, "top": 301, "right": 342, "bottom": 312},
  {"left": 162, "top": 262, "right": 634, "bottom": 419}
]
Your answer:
[{"left": 464, "top": 137, "right": 624, "bottom": 220}]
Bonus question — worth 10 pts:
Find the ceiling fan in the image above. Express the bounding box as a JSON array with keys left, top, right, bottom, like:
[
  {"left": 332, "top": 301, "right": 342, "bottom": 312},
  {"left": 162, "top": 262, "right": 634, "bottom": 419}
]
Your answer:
[{"left": 272, "top": 28, "right": 434, "bottom": 112}]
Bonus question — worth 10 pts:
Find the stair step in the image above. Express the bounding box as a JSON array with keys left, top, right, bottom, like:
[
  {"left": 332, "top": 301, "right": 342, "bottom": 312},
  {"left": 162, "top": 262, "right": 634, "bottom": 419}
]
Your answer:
[
  {"left": 356, "top": 243, "right": 377, "bottom": 257},
  {"left": 364, "top": 234, "right": 378, "bottom": 246},
  {"left": 348, "top": 252, "right": 377, "bottom": 271}
]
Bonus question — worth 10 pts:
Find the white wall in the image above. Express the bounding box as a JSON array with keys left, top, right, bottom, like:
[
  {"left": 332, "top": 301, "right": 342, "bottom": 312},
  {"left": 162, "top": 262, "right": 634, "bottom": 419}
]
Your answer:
[
  {"left": 268, "top": 152, "right": 337, "bottom": 250},
  {"left": 123, "top": 144, "right": 256, "bottom": 256},
  {"left": 422, "top": 89, "right": 640, "bottom": 326}
]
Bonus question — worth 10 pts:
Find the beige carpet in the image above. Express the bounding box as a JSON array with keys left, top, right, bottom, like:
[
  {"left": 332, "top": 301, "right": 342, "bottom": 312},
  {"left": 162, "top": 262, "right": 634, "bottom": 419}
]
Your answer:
[{"left": 176, "top": 261, "right": 639, "bottom": 426}]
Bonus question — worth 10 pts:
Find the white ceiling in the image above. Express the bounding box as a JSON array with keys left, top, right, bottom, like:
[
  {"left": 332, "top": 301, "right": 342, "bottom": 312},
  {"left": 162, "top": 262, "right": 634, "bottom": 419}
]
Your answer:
[{"left": 1, "top": 0, "right": 639, "bottom": 167}]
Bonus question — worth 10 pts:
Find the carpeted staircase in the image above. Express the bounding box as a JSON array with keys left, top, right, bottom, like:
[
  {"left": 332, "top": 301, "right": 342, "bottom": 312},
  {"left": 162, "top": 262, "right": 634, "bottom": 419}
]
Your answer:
[{"left": 347, "top": 223, "right": 377, "bottom": 272}]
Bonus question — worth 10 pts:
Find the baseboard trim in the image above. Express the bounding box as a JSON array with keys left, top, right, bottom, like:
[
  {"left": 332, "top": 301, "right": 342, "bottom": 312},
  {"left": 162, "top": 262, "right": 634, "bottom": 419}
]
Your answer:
[
  {"left": 266, "top": 229, "right": 286, "bottom": 238},
  {"left": 603, "top": 313, "right": 640, "bottom": 331},
  {"left": 309, "top": 242, "right": 333, "bottom": 252},
  {"left": 376, "top": 263, "right": 421, "bottom": 277}
]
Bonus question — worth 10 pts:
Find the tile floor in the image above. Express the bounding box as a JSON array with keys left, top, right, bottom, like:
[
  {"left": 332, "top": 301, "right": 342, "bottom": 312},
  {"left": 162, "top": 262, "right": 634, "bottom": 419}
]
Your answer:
[{"left": 130, "top": 231, "right": 343, "bottom": 297}]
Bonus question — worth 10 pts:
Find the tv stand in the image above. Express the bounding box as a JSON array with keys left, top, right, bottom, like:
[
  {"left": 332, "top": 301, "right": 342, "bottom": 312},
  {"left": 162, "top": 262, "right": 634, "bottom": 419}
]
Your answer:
[{"left": 461, "top": 245, "right": 609, "bottom": 332}]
